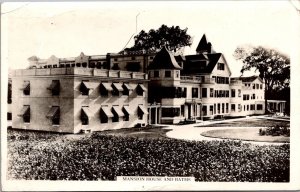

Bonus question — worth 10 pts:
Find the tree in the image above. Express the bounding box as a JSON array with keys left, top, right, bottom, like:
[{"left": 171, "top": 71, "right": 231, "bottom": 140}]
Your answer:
[
  {"left": 127, "top": 24, "right": 192, "bottom": 53},
  {"left": 234, "top": 46, "right": 290, "bottom": 114}
]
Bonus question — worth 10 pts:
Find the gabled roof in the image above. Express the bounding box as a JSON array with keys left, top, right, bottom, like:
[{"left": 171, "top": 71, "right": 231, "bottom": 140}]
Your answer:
[
  {"left": 183, "top": 53, "right": 222, "bottom": 74},
  {"left": 148, "top": 47, "right": 182, "bottom": 70},
  {"left": 232, "top": 76, "right": 262, "bottom": 83}
]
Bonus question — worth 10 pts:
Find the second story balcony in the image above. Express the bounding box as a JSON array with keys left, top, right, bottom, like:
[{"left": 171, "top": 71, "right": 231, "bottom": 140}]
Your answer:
[{"left": 180, "top": 76, "right": 202, "bottom": 83}]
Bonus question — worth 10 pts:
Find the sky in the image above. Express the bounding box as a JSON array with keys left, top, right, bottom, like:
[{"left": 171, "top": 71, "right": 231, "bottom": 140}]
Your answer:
[{"left": 1, "top": 1, "right": 299, "bottom": 77}]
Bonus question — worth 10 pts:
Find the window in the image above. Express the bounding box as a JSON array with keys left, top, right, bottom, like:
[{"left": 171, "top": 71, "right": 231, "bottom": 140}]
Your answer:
[
  {"left": 60, "top": 64, "right": 65, "bottom": 68},
  {"left": 112, "top": 106, "right": 125, "bottom": 122},
  {"left": 126, "top": 62, "right": 141, "bottom": 72},
  {"left": 256, "top": 84, "right": 259, "bottom": 89},
  {"left": 161, "top": 108, "right": 180, "bottom": 117},
  {"left": 138, "top": 105, "right": 148, "bottom": 120},
  {"left": 7, "top": 112, "right": 12, "bottom": 120},
  {"left": 18, "top": 105, "right": 30, "bottom": 123},
  {"left": 225, "top": 77, "right": 229, "bottom": 84},
  {"left": 225, "top": 90, "right": 229, "bottom": 98},
  {"left": 100, "top": 106, "right": 113, "bottom": 124},
  {"left": 48, "top": 80, "right": 60, "bottom": 96},
  {"left": 253, "top": 84, "right": 255, "bottom": 89},
  {"left": 257, "top": 104, "right": 263, "bottom": 110},
  {"left": 176, "top": 71, "right": 179, "bottom": 78},
  {"left": 243, "top": 94, "right": 250, "bottom": 100},
  {"left": 131, "top": 56, "right": 136, "bottom": 60},
  {"left": 136, "top": 84, "right": 146, "bottom": 96},
  {"left": 82, "top": 62, "right": 87, "bottom": 68},
  {"left": 202, "top": 88, "right": 207, "bottom": 98},
  {"left": 238, "top": 104, "right": 242, "bottom": 112},
  {"left": 238, "top": 89, "right": 241, "bottom": 97},
  {"left": 80, "top": 81, "right": 97, "bottom": 96},
  {"left": 88, "top": 62, "right": 95, "bottom": 68},
  {"left": 247, "top": 105, "right": 249, "bottom": 111},
  {"left": 210, "top": 88, "right": 214, "bottom": 97},
  {"left": 81, "top": 107, "right": 91, "bottom": 125},
  {"left": 244, "top": 105, "right": 246, "bottom": 111},
  {"left": 114, "top": 58, "right": 118, "bottom": 62},
  {"left": 260, "top": 84, "right": 263, "bottom": 89},
  {"left": 53, "top": 65, "right": 57, "bottom": 68},
  {"left": 165, "top": 71, "right": 171, "bottom": 78},
  {"left": 217, "top": 63, "right": 225, "bottom": 70},
  {"left": 122, "top": 106, "right": 132, "bottom": 121},
  {"left": 46, "top": 106, "right": 60, "bottom": 125},
  {"left": 112, "top": 83, "right": 123, "bottom": 96},
  {"left": 76, "top": 63, "right": 81, "bottom": 67},
  {"left": 122, "top": 83, "right": 133, "bottom": 96},
  {"left": 252, "top": 94, "right": 255, "bottom": 100},
  {"left": 154, "top": 71, "right": 160, "bottom": 78},
  {"left": 250, "top": 104, "right": 255, "bottom": 110},
  {"left": 222, "top": 103, "right": 224, "bottom": 113},
  {"left": 226, "top": 103, "right": 228, "bottom": 113},
  {"left": 192, "top": 88, "right": 198, "bottom": 98},
  {"left": 71, "top": 64, "right": 75, "bottom": 67},
  {"left": 231, "top": 89, "right": 235, "bottom": 97},
  {"left": 21, "top": 81, "right": 30, "bottom": 95},
  {"left": 214, "top": 104, "right": 216, "bottom": 114},
  {"left": 231, "top": 104, "right": 235, "bottom": 112},
  {"left": 210, "top": 105, "right": 213, "bottom": 115},
  {"left": 112, "top": 63, "right": 120, "bottom": 70},
  {"left": 100, "top": 82, "right": 112, "bottom": 96},
  {"left": 202, "top": 105, "right": 207, "bottom": 116},
  {"left": 66, "top": 64, "right": 70, "bottom": 68},
  {"left": 96, "top": 62, "right": 102, "bottom": 69},
  {"left": 217, "top": 103, "right": 220, "bottom": 114}
]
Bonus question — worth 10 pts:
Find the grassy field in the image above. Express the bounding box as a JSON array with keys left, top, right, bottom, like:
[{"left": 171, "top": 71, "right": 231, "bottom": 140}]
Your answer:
[
  {"left": 7, "top": 128, "right": 289, "bottom": 182},
  {"left": 197, "top": 118, "right": 290, "bottom": 127},
  {"left": 201, "top": 128, "right": 290, "bottom": 143}
]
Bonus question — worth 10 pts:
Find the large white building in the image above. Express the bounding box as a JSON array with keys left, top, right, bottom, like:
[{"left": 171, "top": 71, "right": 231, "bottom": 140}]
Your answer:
[
  {"left": 11, "top": 68, "right": 148, "bottom": 133},
  {"left": 10, "top": 34, "right": 268, "bottom": 133}
]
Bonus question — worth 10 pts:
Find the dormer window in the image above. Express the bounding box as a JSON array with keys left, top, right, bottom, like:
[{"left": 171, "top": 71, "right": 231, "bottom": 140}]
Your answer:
[{"left": 165, "top": 71, "right": 171, "bottom": 78}]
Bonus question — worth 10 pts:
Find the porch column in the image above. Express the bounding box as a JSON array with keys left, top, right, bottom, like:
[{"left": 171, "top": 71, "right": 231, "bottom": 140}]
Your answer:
[{"left": 155, "top": 107, "right": 158, "bottom": 124}]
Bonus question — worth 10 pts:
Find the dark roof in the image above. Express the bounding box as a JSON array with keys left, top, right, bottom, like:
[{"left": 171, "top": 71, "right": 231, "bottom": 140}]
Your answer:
[
  {"left": 196, "top": 34, "right": 208, "bottom": 52},
  {"left": 183, "top": 53, "right": 222, "bottom": 74},
  {"left": 232, "top": 76, "right": 261, "bottom": 82},
  {"left": 148, "top": 47, "right": 182, "bottom": 70},
  {"left": 175, "top": 55, "right": 186, "bottom": 62}
]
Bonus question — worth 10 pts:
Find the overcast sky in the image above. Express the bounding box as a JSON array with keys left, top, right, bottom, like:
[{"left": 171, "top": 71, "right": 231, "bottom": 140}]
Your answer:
[{"left": 1, "top": 1, "right": 299, "bottom": 77}]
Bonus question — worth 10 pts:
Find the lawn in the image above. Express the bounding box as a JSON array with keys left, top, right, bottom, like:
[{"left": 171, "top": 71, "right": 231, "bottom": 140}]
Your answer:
[
  {"left": 201, "top": 128, "right": 290, "bottom": 143},
  {"left": 197, "top": 118, "right": 290, "bottom": 127},
  {"left": 7, "top": 128, "right": 290, "bottom": 182}
]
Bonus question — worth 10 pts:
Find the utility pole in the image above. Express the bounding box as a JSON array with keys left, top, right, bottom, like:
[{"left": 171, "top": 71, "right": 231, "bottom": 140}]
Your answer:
[{"left": 136, "top": 13, "right": 140, "bottom": 34}]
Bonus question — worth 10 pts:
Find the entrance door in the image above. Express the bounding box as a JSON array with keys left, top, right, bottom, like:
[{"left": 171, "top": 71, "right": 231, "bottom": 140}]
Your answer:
[{"left": 150, "top": 108, "right": 156, "bottom": 124}]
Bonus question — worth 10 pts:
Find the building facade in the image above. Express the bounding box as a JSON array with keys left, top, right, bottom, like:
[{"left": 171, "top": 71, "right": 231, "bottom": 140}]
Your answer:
[
  {"left": 11, "top": 68, "right": 148, "bottom": 133},
  {"left": 11, "top": 34, "right": 270, "bottom": 132},
  {"left": 147, "top": 34, "right": 266, "bottom": 124}
]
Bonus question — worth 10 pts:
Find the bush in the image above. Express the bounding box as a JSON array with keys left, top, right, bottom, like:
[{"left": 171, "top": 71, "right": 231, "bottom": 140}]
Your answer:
[
  {"left": 259, "top": 125, "right": 290, "bottom": 137},
  {"left": 7, "top": 130, "right": 290, "bottom": 182}
]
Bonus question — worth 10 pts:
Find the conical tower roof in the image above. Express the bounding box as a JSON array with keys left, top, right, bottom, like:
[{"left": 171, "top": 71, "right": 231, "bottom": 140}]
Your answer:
[
  {"left": 196, "top": 34, "right": 208, "bottom": 52},
  {"left": 148, "top": 47, "right": 182, "bottom": 70}
]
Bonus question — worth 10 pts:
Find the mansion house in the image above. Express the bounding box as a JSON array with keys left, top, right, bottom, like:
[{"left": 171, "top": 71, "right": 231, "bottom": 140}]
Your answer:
[{"left": 11, "top": 34, "right": 265, "bottom": 133}]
